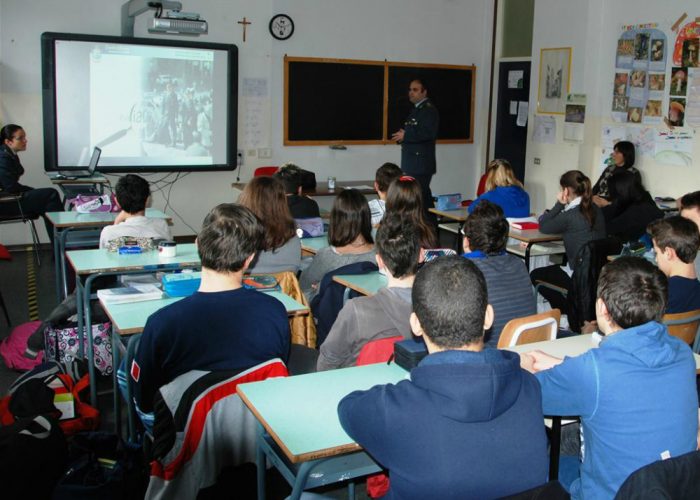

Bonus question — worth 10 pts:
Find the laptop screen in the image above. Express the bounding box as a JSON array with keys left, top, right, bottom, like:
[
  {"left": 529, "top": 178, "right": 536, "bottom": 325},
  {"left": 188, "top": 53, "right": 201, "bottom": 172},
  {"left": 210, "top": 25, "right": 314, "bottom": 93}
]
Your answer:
[{"left": 88, "top": 147, "right": 101, "bottom": 174}]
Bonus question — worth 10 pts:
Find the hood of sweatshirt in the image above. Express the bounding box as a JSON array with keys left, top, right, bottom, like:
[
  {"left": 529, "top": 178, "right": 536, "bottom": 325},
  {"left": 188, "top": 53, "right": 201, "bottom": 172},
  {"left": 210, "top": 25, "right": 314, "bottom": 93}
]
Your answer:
[
  {"left": 374, "top": 287, "right": 413, "bottom": 333},
  {"left": 601, "top": 320, "right": 691, "bottom": 368},
  {"left": 410, "top": 349, "right": 525, "bottom": 423}
]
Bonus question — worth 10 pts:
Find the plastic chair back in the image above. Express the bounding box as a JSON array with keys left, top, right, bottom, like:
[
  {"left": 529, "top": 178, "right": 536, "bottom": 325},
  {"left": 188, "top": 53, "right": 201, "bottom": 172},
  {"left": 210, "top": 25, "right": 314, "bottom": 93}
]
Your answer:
[
  {"left": 253, "top": 166, "right": 279, "bottom": 177},
  {"left": 663, "top": 308, "right": 700, "bottom": 347},
  {"left": 497, "top": 309, "right": 561, "bottom": 348},
  {"left": 356, "top": 336, "right": 403, "bottom": 366}
]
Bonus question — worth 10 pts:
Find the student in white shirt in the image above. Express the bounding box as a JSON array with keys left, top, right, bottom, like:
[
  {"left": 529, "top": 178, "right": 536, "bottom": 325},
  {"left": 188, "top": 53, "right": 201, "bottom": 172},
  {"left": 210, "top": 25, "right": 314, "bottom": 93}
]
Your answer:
[{"left": 99, "top": 174, "right": 171, "bottom": 248}]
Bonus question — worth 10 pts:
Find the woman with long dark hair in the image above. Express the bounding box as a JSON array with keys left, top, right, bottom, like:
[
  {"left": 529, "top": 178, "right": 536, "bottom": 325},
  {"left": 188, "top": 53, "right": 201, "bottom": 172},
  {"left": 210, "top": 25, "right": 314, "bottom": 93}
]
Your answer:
[
  {"left": 603, "top": 171, "right": 663, "bottom": 243},
  {"left": 384, "top": 176, "right": 437, "bottom": 249},
  {"left": 530, "top": 170, "right": 605, "bottom": 319},
  {"left": 592, "top": 140, "right": 640, "bottom": 208},
  {"left": 238, "top": 175, "right": 301, "bottom": 273},
  {"left": 0, "top": 124, "right": 63, "bottom": 240},
  {"left": 300, "top": 189, "right": 376, "bottom": 301}
]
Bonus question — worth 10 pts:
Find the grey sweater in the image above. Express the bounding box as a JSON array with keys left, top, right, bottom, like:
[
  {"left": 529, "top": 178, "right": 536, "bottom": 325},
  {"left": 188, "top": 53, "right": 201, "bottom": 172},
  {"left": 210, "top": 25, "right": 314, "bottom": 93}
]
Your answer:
[
  {"left": 317, "top": 286, "right": 412, "bottom": 370},
  {"left": 540, "top": 202, "right": 605, "bottom": 265},
  {"left": 299, "top": 246, "right": 377, "bottom": 302},
  {"left": 249, "top": 236, "right": 301, "bottom": 274}
]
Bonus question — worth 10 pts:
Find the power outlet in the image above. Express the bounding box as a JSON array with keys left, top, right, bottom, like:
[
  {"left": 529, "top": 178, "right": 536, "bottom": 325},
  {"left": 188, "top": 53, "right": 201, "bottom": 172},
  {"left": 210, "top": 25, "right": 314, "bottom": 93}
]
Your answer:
[
  {"left": 258, "top": 147, "right": 273, "bottom": 159},
  {"left": 237, "top": 149, "right": 244, "bottom": 166},
  {"left": 533, "top": 157, "right": 541, "bottom": 165}
]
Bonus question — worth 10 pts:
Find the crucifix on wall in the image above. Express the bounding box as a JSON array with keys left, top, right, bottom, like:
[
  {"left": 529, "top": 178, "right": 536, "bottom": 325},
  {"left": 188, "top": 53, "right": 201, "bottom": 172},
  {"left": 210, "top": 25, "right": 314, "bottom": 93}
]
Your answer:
[{"left": 238, "top": 17, "right": 252, "bottom": 42}]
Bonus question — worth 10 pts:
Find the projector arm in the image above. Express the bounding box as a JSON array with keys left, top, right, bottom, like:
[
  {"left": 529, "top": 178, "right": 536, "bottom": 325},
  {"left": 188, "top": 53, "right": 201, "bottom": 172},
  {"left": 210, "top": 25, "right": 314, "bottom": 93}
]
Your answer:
[{"left": 121, "top": 0, "right": 183, "bottom": 36}]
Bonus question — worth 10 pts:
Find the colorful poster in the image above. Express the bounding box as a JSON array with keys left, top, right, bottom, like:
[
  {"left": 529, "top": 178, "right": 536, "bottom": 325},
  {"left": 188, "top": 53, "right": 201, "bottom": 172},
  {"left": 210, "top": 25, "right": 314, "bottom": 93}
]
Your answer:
[
  {"left": 672, "top": 21, "right": 700, "bottom": 67},
  {"left": 611, "top": 24, "right": 668, "bottom": 123}
]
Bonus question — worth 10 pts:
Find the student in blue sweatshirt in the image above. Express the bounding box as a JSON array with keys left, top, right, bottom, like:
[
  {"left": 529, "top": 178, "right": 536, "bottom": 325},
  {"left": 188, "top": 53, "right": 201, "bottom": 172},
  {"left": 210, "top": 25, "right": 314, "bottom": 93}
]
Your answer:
[
  {"left": 468, "top": 158, "right": 530, "bottom": 218},
  {"left": 338, "top": 256, "right": 548, "bottom": 499},
  {"left": 648, "top": 216, "right": 700, "bottom": 314},
  {"left": 521, "top": 257, "right": 698, "bottom": 500}
]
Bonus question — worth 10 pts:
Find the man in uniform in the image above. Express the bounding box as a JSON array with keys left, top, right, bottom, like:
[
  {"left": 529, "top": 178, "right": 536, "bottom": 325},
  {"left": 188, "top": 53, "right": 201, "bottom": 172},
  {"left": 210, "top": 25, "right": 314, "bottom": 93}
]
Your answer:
[{"left": 391, "top": 79, "right": 439, "bottom": 216}]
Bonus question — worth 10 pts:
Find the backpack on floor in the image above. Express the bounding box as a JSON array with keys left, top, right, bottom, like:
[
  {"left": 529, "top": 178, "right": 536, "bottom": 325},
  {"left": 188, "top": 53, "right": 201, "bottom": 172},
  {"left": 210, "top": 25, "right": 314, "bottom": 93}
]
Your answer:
[{"left": 0, "top": 320, "right": 45, "bottom": 371}]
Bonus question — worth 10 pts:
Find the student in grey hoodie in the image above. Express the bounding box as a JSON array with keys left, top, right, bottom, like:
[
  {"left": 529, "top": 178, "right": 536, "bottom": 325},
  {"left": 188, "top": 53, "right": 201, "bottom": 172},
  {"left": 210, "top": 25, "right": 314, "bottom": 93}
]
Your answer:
[{"left": 317, "top": 215, "right": 419, "bottom": 370}]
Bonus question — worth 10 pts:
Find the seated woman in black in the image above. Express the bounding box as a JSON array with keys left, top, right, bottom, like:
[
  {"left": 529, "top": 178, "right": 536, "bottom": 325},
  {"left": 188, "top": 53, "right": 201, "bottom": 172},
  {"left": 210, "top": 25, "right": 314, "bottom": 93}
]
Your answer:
[
  {"left": 0, "top": 124, "right": 62, "bottom": 241},
  {"left": 603, "top": 170, "right": 663, "bottom": 243},
  {"left": 592, "top": 140, "right": 641, "bottom": 208}
]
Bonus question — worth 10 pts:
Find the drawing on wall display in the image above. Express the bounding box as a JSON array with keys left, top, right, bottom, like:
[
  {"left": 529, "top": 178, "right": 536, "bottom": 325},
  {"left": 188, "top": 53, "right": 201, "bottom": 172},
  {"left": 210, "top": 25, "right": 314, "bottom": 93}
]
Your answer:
[
  {"left": 611, "top": 23, "right": 667, "bottom": 124},
  {"left": 537, "top": 47, "right": 571, "bottom": 114},
  {"left": 672, "top": 20, "right": 700, "bottom": 126}
]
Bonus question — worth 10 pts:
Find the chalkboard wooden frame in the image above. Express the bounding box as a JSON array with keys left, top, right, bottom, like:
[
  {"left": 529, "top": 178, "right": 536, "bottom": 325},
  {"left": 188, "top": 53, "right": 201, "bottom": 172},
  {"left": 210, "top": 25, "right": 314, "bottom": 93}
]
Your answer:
[{"left": 283, "top": 56, "right": 475, "bottom": 146}]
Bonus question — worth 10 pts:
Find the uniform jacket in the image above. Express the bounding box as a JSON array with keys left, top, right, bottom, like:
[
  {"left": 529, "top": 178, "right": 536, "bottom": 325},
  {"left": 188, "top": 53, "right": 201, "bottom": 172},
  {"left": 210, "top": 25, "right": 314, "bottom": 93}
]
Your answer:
[{"left": 401, "top": 99, "right": 439, "bottom": 176}]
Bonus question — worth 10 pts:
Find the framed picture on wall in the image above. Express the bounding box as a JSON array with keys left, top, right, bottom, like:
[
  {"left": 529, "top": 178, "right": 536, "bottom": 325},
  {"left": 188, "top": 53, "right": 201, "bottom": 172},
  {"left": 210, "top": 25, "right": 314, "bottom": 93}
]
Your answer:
[{"left": 537, "top": 47, "right": 572, "bottom": 114}]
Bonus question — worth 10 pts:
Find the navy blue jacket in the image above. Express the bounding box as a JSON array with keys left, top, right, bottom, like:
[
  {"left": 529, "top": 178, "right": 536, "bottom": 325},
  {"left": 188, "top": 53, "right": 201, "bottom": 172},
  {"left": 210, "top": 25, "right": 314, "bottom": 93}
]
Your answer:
[
  {"left": 338, "top": 349, "right": 548, "bottom": 499},
  {"left": 0, "top": 144, "right": 31, "bottom": 193},
  {"left": 400, "top": 99, "right": 439, "bottom": 176}
]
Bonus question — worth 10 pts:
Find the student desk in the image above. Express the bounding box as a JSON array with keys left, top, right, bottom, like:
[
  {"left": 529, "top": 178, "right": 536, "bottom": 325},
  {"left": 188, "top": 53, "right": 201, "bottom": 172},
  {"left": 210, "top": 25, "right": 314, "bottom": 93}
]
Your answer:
[
  {"left": 237, "top": 362, "right": 408, "bottom": 500},
  {"left": 67, "top": 243, "right": 201, "bottom": 406},
  {"left": 300, "top": 235, "right": 329, "bottom": 256},
  {"left": 46, "top": 208, "right": 172, "bottom": 302},
  {"left": 333, "top": 271, "right": 387, "bottom": 298},
  {"left": 508, "top": 228, "right": 563, "bottom": 269},
  {"left": 232, "top": 180, "right": 375, "bottom": 197},
  {"left": 506, "top": 334, "right": 700, "bottom": 480},
  {"left": 102, "top": 290, "right": 309, "bottom": 437}
]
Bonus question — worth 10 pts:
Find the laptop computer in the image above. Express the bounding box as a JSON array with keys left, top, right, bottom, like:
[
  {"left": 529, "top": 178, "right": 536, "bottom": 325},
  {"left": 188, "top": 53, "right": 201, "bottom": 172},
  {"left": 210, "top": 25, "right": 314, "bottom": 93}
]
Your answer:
[{"left": 57, "top": 147, "right": 101, "bottom": 178}]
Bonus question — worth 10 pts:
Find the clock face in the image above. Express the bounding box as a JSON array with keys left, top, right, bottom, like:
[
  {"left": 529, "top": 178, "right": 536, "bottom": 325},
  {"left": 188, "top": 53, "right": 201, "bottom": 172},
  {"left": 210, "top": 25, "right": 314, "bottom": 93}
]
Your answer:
[{"left": 269, "top": 14, "right": 294, "bottom": 40}]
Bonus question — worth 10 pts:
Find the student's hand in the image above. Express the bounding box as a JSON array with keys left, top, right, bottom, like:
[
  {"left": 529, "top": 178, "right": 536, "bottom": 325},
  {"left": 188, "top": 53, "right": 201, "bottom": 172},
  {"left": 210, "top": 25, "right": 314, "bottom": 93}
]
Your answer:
[
  {"left": 391, "top": 129, "right": 405, "bottom": 143},
  {"left": 581, "top": 320, "right": 598, "bottom": 334},
  {"left": 519, "top": 241, "right": 528, "bottom": 249},
  {"left": 526, "top": 350, "right": 564, "bottom": 372},
  {"left": 519, "top": 352, "right": 536, "bottom": 373},
  {"left": 556, "top": 189, "right": 568, "bottom": 205},
  {"left": 592, "top": 195, "right": 611, "bottom": 208},
  {"left": 114, "top": 210, "right": 129, "bottom": 225}
]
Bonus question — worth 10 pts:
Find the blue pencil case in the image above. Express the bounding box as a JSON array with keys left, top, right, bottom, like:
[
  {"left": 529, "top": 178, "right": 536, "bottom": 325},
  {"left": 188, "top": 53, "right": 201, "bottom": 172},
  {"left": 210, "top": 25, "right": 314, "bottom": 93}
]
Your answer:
[{"left": 162, "top": 272, "right": 201, "bottom": 297}]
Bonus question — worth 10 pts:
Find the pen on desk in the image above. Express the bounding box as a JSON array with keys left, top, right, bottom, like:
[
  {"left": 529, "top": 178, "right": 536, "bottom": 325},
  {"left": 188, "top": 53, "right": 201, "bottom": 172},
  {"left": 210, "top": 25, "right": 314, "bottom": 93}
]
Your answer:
[{"left": 387, "top": 353, "right": 394, "bottom": 365}]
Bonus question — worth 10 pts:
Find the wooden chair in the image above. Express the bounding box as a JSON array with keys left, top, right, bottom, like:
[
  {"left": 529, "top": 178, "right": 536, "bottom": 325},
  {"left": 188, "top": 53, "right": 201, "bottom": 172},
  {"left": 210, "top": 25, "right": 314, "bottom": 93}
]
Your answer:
[
  {"left": 497, "top": 309, "right": 561, "bottom": 348},
  {"left": 662, "top": 308, "right": 700, "bottom": 350}
]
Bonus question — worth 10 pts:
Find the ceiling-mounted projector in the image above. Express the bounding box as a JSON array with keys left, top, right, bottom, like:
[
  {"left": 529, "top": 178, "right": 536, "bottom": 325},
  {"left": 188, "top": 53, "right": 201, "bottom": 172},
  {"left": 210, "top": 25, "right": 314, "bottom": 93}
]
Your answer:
[{"left": 149, "top": 16, "right": 208, "bottom": 35}]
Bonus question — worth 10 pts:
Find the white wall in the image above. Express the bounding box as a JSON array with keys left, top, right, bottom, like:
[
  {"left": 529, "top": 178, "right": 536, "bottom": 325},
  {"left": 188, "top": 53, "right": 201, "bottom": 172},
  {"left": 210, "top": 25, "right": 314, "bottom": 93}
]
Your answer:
[
  {"left": 526, "top": 0, "right": 700, "bottom": 214},
  {"left": 0, "top": 0, "right": 493, "bottom": 244}
]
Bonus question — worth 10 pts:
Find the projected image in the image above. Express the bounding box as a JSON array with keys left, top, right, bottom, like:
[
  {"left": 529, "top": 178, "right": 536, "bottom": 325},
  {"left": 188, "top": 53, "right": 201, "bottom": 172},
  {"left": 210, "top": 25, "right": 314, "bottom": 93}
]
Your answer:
[{"left": 91, "top": 53, "right": 214, "bottom": 161}]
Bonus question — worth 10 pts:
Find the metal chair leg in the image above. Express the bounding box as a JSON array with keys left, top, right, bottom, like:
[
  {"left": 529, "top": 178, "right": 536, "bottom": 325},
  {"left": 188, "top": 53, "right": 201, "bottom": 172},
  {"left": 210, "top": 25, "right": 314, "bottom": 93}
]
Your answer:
[
  {"left": 27, "top": 219, "right": 41, "bottom": 267},
  {"left": 0, "top": 289, "right": 10, "bottom": 326}
]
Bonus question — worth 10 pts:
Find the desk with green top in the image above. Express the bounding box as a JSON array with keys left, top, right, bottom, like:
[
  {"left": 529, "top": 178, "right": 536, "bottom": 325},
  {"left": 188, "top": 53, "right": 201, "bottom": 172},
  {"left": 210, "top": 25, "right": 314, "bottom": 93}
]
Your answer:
[
  {"left": 333, "top": 271, "right": 387, "bottom": 298},
  {"left": 67, "top": 243, "right": 201, "bottom": 406},
  {"left": 46, "top": 208, "right": 172, "bottom": 302},
  {"left": 237, "top": 362, "right": 408, "bottom": 500},
  {"left": 238, "top": 334, "right": 700, "bottom": 497},
  {"left": 300, "top": 235, "right": 329, "bottom": 256}
]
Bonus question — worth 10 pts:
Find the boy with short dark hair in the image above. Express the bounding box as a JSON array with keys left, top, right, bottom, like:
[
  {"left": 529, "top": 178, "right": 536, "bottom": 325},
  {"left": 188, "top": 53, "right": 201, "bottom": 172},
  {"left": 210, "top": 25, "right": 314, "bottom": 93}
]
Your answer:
[
  {"left": 679, "top": 190, "right": 700, "bottom": 279},
  {"left": 648, "top": 216, "right": 700, "bottom": 314},
  {"left": 338, "top": 256, "right": 548, "bottom": 499},
  {"left": 368, "top": 162, "right": 402, "bottom": 225},
  {"left": 462, "top": 200, "right": 536, "bottom": 347},
  {"left": 522, "top": 257, "right": 698, "bottom": 499},
  {"left": 132, "top": 204, "right": 290, "bottom": 412},
  {"left": 317, "top": 215, "right": 419, "bottom": 370},
  {"left": 99, "top": 174, "right": 171, "bottom": 248},
  {"left": 274, "top": 163, "right": 320, "bottom": 218}
]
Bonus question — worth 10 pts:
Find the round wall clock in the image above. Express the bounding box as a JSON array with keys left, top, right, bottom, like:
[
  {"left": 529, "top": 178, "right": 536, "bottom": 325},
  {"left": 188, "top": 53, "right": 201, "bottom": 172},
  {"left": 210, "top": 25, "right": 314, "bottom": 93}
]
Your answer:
[{"left": 269, "top": 14, "right": 294, "bottom": 40}]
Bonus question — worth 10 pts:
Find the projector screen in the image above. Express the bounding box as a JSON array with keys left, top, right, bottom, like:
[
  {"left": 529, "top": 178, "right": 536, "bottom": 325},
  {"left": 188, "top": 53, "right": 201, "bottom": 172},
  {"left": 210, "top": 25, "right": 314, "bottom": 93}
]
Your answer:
[{"left": 41, "top": 32, "right": 237, "bottom": 172}]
